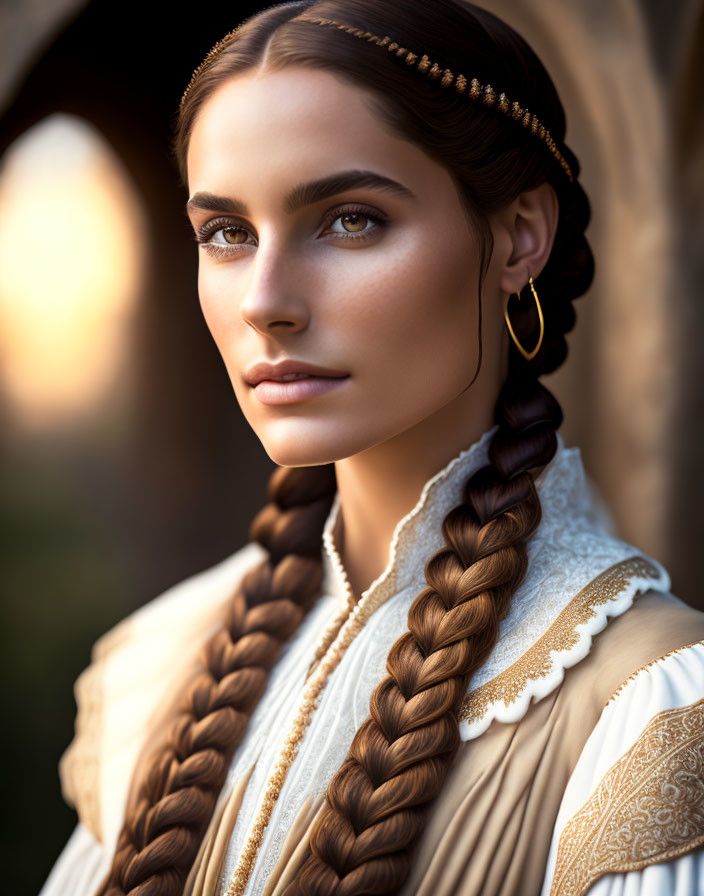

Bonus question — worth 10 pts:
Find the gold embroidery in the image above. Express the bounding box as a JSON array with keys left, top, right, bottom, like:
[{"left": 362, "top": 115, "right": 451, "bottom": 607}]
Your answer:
[
  {"left": 603, "top": 640, "right": 704, "bottom": 710},
  {"left": 225, "top": 570, "right": 402, "bottom": 895},
  {"left": 549, "top": 697, "right": 704, "bottom": 896},
  {"left": 460, "top": 556, "right": 662, "bottom": 724},
  {"left": 303, "top": 601, "right": 356, "bottom": 683}
]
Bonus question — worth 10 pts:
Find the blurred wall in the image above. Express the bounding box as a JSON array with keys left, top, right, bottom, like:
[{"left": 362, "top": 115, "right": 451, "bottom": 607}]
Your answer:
[{"left": 1, "top": 1, "right": 702, "bottom": 892}]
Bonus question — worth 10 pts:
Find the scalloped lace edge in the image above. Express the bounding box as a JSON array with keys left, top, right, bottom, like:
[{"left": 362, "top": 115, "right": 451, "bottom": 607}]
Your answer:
[{"left": 459, "top": 559, "right": 671, "bottom": 740}]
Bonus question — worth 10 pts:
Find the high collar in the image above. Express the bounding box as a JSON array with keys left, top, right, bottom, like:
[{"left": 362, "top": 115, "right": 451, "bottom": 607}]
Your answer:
[
  {"left": 320, "top": 423, "right": 671, "bottom": 739},
  {"left": 321, "top": 422, "right": 500, "bottom": 609}
]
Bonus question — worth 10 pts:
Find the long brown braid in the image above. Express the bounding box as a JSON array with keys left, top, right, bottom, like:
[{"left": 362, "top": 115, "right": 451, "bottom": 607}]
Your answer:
[
  {"left": 285, "top": 375, "right": 562, "bottom": 894},
  {"left": 100, "top": 0, "right": 594, "bottom": 893},
  {"left": 99, "top": 463, "right": 337, "bottom": 894}
]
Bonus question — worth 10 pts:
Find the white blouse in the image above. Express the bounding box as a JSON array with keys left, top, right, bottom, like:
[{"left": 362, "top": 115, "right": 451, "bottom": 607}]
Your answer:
[
  {"left": 40, "top": 426, "right": 704, "bottom": 895},
  {"left": 541, "top": 642, "right": 704, "bottom": 896}
]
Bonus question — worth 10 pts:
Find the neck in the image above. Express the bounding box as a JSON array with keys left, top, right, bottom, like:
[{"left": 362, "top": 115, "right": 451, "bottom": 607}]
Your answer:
[{"left": 332, "top": 392, "right": 499, "bottom": 604}]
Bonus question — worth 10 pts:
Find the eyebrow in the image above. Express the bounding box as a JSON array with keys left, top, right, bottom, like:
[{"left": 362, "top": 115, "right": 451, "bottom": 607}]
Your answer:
[{"left": 186, "top": 169, "right": 417, "bottom": 217}]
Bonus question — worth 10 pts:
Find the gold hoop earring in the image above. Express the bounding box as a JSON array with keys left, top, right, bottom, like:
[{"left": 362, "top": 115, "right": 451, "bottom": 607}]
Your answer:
[{"left": 504, "top": 274, "right": 545, "bottom": 362}]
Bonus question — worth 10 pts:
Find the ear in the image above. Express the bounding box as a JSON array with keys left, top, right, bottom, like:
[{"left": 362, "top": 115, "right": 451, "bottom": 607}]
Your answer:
[{"left": 497, "top": 182, "right": 559, "bottom": 295}]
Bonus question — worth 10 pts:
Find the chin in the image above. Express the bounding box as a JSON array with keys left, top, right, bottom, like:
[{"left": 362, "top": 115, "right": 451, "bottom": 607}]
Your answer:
[
  {"left": 264, "top": 445, "right": 338, "bottom": 468},
  {"left": 255, "top": 426, "right": 351, "bottom": 468}
]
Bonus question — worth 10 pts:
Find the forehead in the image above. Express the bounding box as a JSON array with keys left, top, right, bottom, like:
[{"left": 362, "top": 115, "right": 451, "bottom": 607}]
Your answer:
[{"left": 186, "top": 65, "right": 443, "bottom": 199}]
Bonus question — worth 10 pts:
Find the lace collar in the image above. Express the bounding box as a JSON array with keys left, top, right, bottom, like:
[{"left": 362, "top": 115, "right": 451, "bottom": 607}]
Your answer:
[{"left": 320, "top": 425, "right": 671, "bottom": 740}]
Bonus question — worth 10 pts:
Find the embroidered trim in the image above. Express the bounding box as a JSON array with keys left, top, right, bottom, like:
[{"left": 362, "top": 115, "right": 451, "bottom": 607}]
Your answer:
[
  {"left": 549, "top": 697, "right": 704, "bottom": 896},
  {"left": 459, "top": 556, "right": 663, "bottom": 725},
  {"left": 303, "top": 600, "right": 356, "bottom": 683},
  {"left": 225, "top": 577, "right": 405, "bottom": 895},
  {"left": 602, "top": 639, "right": 704, "bottom": 710}
]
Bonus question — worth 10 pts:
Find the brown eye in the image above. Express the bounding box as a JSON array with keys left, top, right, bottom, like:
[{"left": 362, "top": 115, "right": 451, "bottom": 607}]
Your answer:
[
  {"left": 325, "top": 205, "right": 386, "bottom": 241},
  {"left": 340, "top": 212, "right": 368, "bottom": 233},
  {"left": 223, "top": 227, "right": 249, "bottom": 244}
]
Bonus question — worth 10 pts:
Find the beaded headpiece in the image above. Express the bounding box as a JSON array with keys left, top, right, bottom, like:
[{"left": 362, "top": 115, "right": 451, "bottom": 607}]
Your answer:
[{"left": 179, "top": 14, "right": 575, "bottom": 183}]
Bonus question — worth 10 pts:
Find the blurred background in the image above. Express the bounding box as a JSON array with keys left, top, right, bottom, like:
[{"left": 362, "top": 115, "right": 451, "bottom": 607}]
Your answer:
[{"left": 0, "top": 0, "right": 702, "bottom": 891}]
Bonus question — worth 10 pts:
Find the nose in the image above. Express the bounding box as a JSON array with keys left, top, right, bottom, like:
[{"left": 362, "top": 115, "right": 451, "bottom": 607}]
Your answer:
[{"left": 239, "top": 242, "right": 310, "bottom": 335}]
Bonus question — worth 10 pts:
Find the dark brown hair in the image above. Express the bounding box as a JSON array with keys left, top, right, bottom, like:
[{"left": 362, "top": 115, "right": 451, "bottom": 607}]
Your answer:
[{"left": 99, "top": 1, "right": 593, "bottom": 893}]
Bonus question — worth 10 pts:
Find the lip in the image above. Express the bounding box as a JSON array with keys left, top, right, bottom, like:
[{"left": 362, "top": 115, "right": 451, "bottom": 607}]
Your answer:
[
  {"left": 244, "top": 359, "right": 349, "bottom": 386},
  {"left": 252, "top": 375, "right": 349, "bottom": 405}
]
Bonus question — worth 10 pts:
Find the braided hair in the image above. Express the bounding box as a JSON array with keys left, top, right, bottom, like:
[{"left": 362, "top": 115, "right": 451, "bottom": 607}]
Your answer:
[{"left": 99, "top": 1, "right": 594, "bottom": 893}]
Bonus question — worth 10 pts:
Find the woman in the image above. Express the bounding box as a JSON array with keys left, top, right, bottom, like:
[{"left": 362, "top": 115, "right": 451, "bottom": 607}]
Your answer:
[{"left": 40, "top": 1, "right": 704, "bottom": 894}]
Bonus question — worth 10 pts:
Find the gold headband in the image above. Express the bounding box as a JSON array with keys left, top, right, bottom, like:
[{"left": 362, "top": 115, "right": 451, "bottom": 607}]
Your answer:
[
  {"left": 179, "top": 14, "right": 575, "bottom": 183},
  {"left": 179, "top": 26, "right": 241, "bottom": 113}
]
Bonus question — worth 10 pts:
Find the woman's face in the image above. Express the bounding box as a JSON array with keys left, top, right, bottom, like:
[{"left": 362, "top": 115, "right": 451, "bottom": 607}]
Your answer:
[{"left": 186, "top": 66, "right": 509, "bottom": 467}]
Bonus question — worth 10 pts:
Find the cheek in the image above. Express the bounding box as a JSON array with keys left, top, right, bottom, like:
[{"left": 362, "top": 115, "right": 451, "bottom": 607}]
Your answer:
[
  {"left": 195, "top": 265, "right": 251, "bottom": 404},
  {"left": 197, "top": 264, "right": 238, "bottom": 349},
  {"left": 348, "top": 226, "right": 477, "bottom": 399}
]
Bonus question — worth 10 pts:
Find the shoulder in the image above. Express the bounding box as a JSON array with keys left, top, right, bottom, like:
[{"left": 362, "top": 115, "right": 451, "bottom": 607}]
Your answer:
[
  {"left": 59, "top": 540, "right": 266, "bottom": 849},
  {"left": 541, "top": 624, "right": 704, "bottom": 896},
  {"left": 576, "top": 587, "right": 704, "bottom": 701}
]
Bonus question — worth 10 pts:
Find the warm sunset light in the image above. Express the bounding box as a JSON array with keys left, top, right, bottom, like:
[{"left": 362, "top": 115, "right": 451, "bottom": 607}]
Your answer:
[{"left": 0, "top": 113, "right": 146, "bottom": 428}]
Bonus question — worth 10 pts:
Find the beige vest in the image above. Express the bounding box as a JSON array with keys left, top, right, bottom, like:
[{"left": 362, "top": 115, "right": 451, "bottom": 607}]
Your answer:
[{"left": 184, "top": 589, "right": 704, "bottom": 896}]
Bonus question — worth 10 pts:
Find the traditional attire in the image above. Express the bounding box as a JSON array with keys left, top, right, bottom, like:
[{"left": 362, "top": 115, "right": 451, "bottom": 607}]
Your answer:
[{"left": 40, "top": 425, "right": 704, "bottom": 896}]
